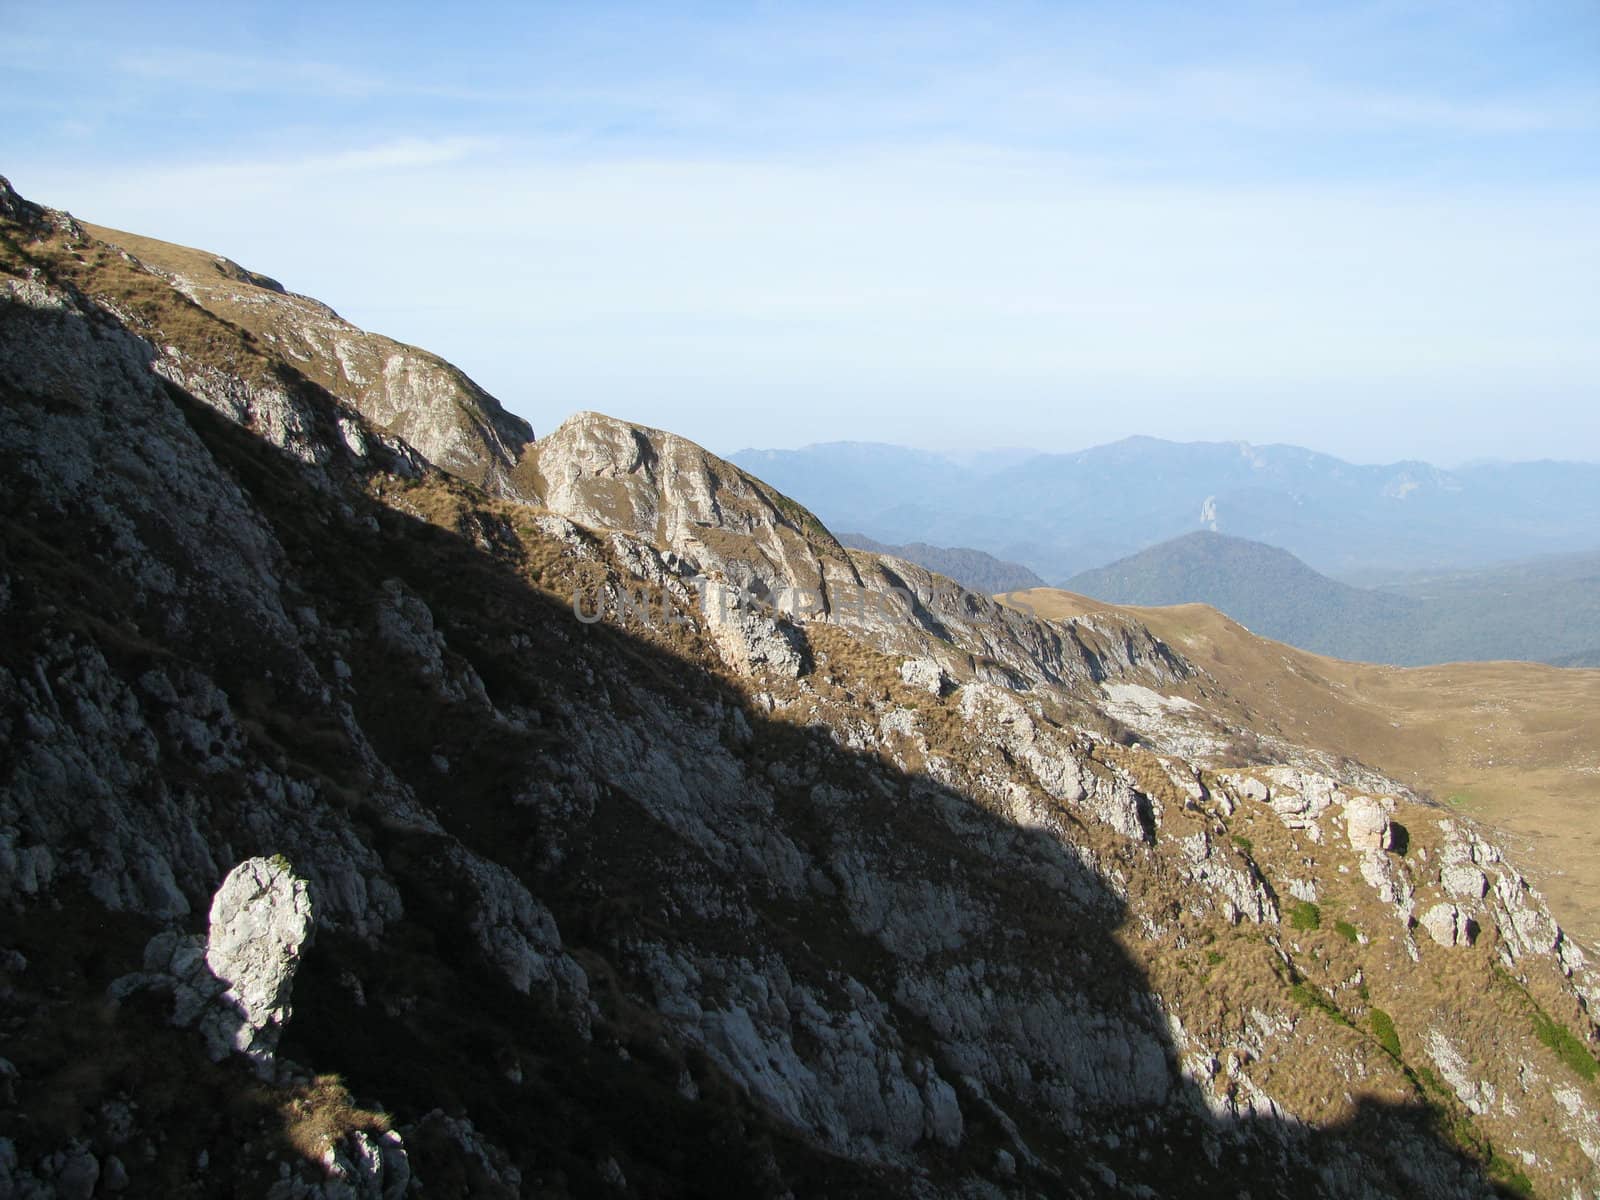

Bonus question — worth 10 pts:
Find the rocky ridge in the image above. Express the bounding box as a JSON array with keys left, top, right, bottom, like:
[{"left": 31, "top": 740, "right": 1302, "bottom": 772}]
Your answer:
[
  {"left": 79, "top": 218, "right": 536, "bottom": 501},
  {"left": 2, "top": 176, "right": 1598, "bottom": 1198}
]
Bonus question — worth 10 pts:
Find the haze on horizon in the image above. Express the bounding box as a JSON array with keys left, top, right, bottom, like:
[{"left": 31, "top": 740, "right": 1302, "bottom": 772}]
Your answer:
[{"left": 4, "top": 0, "right": 1597, "bottom": 466}]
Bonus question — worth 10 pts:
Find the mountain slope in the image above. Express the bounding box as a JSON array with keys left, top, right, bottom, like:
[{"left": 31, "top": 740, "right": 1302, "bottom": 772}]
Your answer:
[
  {"left": 1065, "top": 531, "right": 1421, "bottom": 663},
  {"left": 1356, "top": 551, "right": 1600, "bottom": 667},
  {"left": 1003, "top": 587, "right": 1600, "bottom": 948},
  {"left": 81, "top": 219, "right": 537, "bottom": 501},
  {"left": 4, "top": 176, "right": 1599, "bottom": 1198},
  {"left": 838, "top": 533, "right": 1047, "bottom": 594}
]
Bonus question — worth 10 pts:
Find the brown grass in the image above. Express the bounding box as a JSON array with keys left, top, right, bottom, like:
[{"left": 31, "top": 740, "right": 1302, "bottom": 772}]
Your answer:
[{"left": 280, "top": 1073, "right": 392, "bottom": 1161}]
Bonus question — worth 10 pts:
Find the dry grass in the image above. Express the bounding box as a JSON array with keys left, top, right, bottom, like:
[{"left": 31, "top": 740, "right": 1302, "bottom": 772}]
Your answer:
[
  {"left": 1004, "top": 588, "right": 1600, "bottom": 947},
  {"left": 280, "top": 1073, "right": 392, "bottom": 1161}
]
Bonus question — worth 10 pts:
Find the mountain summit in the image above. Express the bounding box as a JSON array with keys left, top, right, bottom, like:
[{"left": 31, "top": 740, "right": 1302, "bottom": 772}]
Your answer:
[{"left": 3, "top": 176, "right": 1598, "bottom": 1198}]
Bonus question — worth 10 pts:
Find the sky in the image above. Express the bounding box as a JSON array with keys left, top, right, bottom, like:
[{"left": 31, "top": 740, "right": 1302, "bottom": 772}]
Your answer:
[{"left": 3, "top": 0, "right": 1598, "bottom": 465}]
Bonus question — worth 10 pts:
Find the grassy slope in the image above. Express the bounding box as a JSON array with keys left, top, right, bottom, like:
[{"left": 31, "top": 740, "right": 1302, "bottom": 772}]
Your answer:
[{"left": 1004, "top": 587, "right": 1600, "bottom": 948}]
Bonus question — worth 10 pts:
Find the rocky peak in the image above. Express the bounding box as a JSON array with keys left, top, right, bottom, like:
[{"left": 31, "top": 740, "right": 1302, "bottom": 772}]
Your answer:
[
  {"left": 529, "top": 409, "right": 854, "bottom": 591},
  {"left": 0, "top": 174, "right": 81, "bottom": 240},
  {"left": 0, "top": 174, "right": 26, "bottom": 220},
  {"left": 529, "top": 411, "right": 1197, "bottom": 695}
]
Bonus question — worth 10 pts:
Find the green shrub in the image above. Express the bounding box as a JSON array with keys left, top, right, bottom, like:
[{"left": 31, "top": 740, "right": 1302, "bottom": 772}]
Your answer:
[
  {"left": 1289, "top": 981, "right": 1350, "bottom": 1027},
  {"left": 1230, "top": 834, "right": 1253, "bottom": 853},
  {"left": 1205, "top": 950, "right": 1224, "bottom": 967},
  {"left": 1487, "top": 1153, "right": 1535, "bottom": 1198},
  {"left": 1493, "top": 963, "right": 1600, "bottom": 1083},
  {"left": 1334, "top": 919, "right": 1360, "bottom": 944},
  {"left": 1531, "top": 1007, "right": 1600, "bottom": 1083},
  {"left": 1370, "top": 1008, "right": 1401, "bottom": 1060},
  {"left": 1288, "top": 901, "right": 1321, "bottom": 932}
]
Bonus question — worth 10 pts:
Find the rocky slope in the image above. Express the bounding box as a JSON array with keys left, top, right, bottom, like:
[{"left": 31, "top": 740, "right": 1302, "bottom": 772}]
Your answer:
[
  {"left": 2, "top": 176, "right": 1599, "bottom": 1198},
  {"left": 1001, "top": 586, "right": 1600, "bottom": 951},
  {"left": 79, "top": 220, "right": 536, "bottom": 501}
]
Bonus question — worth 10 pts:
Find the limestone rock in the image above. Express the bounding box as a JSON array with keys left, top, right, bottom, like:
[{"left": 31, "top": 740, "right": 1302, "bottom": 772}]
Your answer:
[
  {"left": 899, "top": 656, "right": 950, "bottom": 696},
  {"left": 698, "top": 581, "right": 808, "bottom": 678},
  {"left": 266, "top": 1129, "right": 411, "bottom": 1200},
  {"left": 1219, "top": 773, "right": 1270, "bottom": 805},
  {"left": 1442, "top": 863, "right": 1489, "bottom": 900},
  {"left": 1426, "top": 1030, "right": 1496, "bottom": 1115},
  {"left": 1344, "top": 798, "right": 1392, "bottom": 853},
  {"left": 82, "top": 220, "right": 535, "bottom": 501},
  {"left": 1421, "top": 902, "right": 1477, "bottom": 948},
  {"left": 204, "top": 856, "right": 314, "bottom": 1059}
]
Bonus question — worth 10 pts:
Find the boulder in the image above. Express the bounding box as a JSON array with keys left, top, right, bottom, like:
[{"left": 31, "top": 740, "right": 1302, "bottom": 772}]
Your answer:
[
  {"left": 1420, "top": 902, "right": 1477, "bottom": 947},
  {"left": 1219, "top": 773, "right": 1270, "bottom": 804},
  {"left": 1344, "top": 798, "right": 1391, "bottom": 853},
  {"left": 899, "top": 657, "right": 950, "bottom": 696},
  {"left": 1441, "top": 863, "right": 1488, "bottom": 900},
  {"left": 204, "top": 856, "right": 315, "bottom": 1058}
]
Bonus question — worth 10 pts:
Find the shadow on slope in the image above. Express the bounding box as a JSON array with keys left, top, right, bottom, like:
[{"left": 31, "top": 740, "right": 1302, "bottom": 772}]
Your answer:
[
  {"left": 214, "top": 392, "right": 1514, "bottom": 1195},
  {"left": 0, "top": 296, "right": 1524, "bottom": 1198}
]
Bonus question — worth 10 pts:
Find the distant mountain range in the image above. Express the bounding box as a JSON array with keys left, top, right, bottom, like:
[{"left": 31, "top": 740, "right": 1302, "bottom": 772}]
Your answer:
[
  {"left": 1064, "top": 531, "right": 1600, "bottom": 667},
  {"left": 837, "top": 533, "right": 1046, "bottom": 594},
  {"left": 730, "top": 438, "right": 1600, "bottom": 580}
]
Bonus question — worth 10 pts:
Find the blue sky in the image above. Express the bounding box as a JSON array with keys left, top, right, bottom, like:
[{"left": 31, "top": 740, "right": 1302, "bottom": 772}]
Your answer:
[{"left": 4, "top": 1, "right": 1598, "bottom": 464}]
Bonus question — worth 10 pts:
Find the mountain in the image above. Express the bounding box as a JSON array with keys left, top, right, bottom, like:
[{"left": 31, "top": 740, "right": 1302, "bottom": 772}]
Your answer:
[
  {"left": 4, "top": 175, "right": 1599, "bottom": 1198},
  {"left": 1002, "top": 587, "right": 1600, "bottom": 949},
  {"left": 1355, "top": 551, "right": 1600, "bottom": 668},
  {"left": 1066, "top": 533, "right": 1600, "bottom": 667},
  {"left": 837, "top": 533, "right": 1047, "bottom": 594},
  {"left": 1065, "top": 532, "right": 1419, "bottom": 663},
  {"left": 728, "top": 437, "right": 1600, "bottom": 581}
]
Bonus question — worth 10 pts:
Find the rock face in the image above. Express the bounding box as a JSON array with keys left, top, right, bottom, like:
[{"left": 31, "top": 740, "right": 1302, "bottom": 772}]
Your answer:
[
  {"left": 1442, "top": 862, "right": 1489, "bottom": 900},
  {"left": 2, "top": 176, "right": 1599, "bottom": 1199},
  {"left": 1420, "top": 903, "right": 1463, "bottom": 947},
  {"left": 528, "top": 411, "right": 1195, "bottom": 698}
]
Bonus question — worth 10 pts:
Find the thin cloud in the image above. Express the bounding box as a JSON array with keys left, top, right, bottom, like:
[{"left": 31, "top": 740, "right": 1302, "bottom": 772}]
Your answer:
[
  {"left": 115, "top": 49, "right": 388, "bottom": 97},
  {"left": 112, "top": 47, "right": 519, "bottom": 103},
  {"left": 126, "top": 136, "right": 502, "bottom": 182}
]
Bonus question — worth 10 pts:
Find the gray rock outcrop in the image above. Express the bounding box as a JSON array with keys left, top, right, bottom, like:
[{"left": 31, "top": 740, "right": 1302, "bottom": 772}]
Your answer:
[
  {"left": 204, "top": 856, "right": 315, "bottom": 1058},
  {"left": 113, "top": 856, "right": 313, "bottom": 1065}
]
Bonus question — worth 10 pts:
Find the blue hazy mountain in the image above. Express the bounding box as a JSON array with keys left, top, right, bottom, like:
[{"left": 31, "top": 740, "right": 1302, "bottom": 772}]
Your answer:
[
  {"left": 1064, "top": 532, "right": 1600, "bottom": 668},
  {"left": 730, "top": 436, "right": 1600, "bottom": 583}
]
